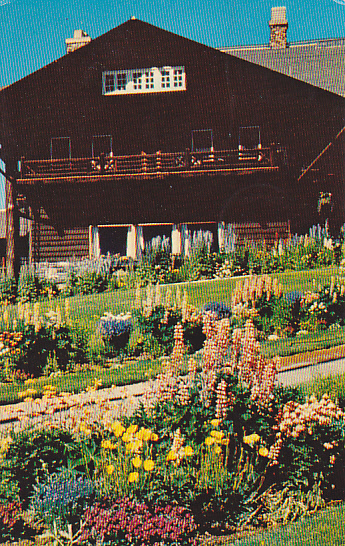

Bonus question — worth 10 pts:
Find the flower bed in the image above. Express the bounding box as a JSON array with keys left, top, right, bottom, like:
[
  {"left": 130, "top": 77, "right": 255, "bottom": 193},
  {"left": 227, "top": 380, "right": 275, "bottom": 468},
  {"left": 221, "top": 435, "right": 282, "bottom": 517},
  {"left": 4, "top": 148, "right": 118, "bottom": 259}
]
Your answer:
[{"left": 1, "top": 313, "right": 345, "bottom": 544}]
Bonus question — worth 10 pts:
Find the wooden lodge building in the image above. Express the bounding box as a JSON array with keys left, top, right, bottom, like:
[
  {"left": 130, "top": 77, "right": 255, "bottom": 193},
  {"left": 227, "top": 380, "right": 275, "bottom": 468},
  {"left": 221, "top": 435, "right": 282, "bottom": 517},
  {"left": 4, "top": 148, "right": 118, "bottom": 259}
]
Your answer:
[{"left": 0, "top": 8, "right": 344, "bottom": 272}]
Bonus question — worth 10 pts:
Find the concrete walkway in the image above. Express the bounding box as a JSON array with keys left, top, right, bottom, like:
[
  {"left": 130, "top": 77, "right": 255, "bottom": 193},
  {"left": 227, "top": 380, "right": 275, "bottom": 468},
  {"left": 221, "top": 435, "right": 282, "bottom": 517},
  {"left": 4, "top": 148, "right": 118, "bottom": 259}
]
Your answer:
[{"left": 1, "top": 356, "right": 345, "bottom": 435}]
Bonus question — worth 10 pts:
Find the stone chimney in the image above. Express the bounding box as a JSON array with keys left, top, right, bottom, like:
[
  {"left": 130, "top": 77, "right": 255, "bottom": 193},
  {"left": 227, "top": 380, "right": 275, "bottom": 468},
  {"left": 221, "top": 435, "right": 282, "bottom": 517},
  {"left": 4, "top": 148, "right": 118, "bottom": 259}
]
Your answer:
[
  {"left": 65, "top": 30, "right": 91, "bottom": 54},
  {"left": 269, "top": 6, "right": 288, "bottom": 49}
]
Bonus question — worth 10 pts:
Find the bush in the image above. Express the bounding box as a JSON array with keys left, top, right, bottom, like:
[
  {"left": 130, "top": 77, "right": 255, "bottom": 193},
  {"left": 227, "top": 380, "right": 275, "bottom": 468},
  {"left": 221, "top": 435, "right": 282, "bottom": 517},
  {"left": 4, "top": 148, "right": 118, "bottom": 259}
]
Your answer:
[
  {"left": 30, "top": 469, "right": 94, "bottom": 528},
  {"left": 0, "top": 427, "right": 81, "bottom": 506}
]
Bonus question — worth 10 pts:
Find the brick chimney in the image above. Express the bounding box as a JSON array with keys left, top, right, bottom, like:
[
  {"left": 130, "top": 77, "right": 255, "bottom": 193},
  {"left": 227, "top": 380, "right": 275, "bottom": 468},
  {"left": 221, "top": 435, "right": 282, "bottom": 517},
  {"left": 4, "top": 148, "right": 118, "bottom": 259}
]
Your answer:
[
  {"left": 65, "top": 30, "right": 91, "bottom": 54},
  {"left": 269, "top": 6, "right": 288, "bottom": 49}
]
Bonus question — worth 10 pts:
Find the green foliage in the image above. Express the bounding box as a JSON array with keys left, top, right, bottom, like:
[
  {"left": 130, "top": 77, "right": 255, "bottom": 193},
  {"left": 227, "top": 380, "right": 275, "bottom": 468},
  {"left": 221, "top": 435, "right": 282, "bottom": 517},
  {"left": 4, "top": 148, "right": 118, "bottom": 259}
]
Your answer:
[
  {"left": 0, "top": 321, "right": 88, "bottom": 379},
  {"left": 0, "top": 427, "right": 81, "bottom": 506},
  {"left": 0, "top": 275, "right": 17, "bottom": 304}
]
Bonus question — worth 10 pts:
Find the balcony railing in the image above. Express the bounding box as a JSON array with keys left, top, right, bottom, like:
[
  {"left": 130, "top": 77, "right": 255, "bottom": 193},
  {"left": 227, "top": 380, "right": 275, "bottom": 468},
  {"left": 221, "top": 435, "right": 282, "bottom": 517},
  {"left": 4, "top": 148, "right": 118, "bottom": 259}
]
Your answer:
[{"left": 19, "top": 147, "right": 281, "bottom": 179}]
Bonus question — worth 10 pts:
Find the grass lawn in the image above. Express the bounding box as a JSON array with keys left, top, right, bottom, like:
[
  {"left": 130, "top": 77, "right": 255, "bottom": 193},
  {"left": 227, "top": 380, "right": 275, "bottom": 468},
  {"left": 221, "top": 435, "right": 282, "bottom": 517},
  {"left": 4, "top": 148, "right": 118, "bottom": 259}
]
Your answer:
[
  {"left": 0, "top": 357, "right": 164, "bottom": 406},
  {"left": 44, "top": 265, "right": 340, "bottom": 335},
  {"left": 200, "top": 503, "right": 345, "bottom": 546}
]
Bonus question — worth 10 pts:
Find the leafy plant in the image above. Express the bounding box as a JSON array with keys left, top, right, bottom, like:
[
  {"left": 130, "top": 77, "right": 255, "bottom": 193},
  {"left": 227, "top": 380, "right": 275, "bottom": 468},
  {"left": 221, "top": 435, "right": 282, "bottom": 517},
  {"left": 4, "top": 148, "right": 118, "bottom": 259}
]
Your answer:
[{"left": 30, "top": 468, "right": 94, "bottom": 528}]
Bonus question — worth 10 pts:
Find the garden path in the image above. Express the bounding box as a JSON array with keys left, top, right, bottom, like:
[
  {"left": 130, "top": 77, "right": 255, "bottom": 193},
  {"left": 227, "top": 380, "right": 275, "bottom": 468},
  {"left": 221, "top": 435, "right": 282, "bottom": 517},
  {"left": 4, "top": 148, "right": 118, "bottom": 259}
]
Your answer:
[{"left": 1, "top": 357, "right": 345, "bottom": 435}]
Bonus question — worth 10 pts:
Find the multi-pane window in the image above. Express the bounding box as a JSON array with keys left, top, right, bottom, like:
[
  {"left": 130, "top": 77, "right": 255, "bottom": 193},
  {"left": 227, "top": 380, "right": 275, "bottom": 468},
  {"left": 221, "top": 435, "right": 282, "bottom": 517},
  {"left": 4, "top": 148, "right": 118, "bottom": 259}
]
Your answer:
[
  {"left": 145, "top": 71, "right": 154, "bottom": 89},
  {"left": 161, "top": 70, "right": 170, "bottom": 88},
  {"left": 173, "top": 68, "right": 183, "bottom": 88},
  {"left": 105, "top": 73, "right": 115, "bottom": 93},
  {"left": 133, "top": 72, "right": 142, "bottom": 90},
  {"left": 117, "top": 72, "right": 127, "bottom": 90},
  {"left": 102, "top": 66, "right": 186, "bottom": 95}
]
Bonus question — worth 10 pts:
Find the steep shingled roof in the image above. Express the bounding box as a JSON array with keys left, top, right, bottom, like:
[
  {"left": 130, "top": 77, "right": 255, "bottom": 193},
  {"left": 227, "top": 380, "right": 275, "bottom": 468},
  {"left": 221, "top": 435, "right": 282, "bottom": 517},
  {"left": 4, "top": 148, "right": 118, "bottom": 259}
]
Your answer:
[{"left": 220, "top": 38, "right": 345, "bottom": 97}]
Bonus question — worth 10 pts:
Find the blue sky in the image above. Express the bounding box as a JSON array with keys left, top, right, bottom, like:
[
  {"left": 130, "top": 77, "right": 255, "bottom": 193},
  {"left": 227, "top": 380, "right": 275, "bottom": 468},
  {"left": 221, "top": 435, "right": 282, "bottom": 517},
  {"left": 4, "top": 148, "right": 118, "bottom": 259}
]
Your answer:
[{"left": 0, "top": 0, "right": 345, "bottom": 206}]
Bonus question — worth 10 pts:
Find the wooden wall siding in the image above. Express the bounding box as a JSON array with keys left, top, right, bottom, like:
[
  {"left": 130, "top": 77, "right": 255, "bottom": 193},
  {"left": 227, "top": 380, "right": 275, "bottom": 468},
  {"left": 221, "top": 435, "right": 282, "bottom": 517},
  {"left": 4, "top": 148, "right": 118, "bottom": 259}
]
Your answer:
[
  {"left": 231, "top": 222, "right": 290, "bottom": 246},
  {"left": 32, "top": 221, "right": 89, "bottom": 262}
]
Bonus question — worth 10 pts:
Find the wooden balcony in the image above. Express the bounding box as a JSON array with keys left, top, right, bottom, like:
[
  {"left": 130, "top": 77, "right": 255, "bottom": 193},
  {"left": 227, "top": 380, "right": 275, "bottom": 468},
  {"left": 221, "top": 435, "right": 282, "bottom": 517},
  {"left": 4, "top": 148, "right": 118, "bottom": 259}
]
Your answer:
[{"left": 18, "top": 147, "right": 281, "bottom": 183}]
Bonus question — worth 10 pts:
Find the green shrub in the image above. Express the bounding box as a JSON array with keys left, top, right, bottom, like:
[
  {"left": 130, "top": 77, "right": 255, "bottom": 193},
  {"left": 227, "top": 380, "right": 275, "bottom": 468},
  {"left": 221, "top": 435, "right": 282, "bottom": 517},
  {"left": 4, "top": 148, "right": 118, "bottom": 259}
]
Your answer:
[{"left": 0, "top": 427, "right": 81, "bottom": 506}]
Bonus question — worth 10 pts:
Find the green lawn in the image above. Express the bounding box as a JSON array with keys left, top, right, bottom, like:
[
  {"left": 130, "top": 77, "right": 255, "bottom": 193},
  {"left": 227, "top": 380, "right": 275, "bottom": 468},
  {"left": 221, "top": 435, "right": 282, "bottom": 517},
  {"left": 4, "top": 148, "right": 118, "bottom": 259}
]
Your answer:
[
  {"left": 51, "top": 265, "right": 339, "bottom": 335},
  {"left": 200, "top": 503, "right": 345, "bottom": 546}
]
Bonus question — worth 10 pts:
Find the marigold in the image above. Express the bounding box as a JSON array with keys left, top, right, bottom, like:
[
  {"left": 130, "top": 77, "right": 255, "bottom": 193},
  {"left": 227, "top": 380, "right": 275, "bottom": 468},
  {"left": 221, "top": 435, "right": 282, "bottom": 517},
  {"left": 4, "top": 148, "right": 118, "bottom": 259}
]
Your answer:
[
  {"left": 259, "top": 447, "right": 269, "bottom": 457},
  {"left": 143, "top": 459, "right": 155, "bottom": 471},
  {"left": 151, "top": 433, "right": 159, "bottom": 441},
  {"left": 184, "top": 446, "right": 194, "bottom": 457},
  {"left": 128, "top": 471, "right": 139, "bottom": 483}
]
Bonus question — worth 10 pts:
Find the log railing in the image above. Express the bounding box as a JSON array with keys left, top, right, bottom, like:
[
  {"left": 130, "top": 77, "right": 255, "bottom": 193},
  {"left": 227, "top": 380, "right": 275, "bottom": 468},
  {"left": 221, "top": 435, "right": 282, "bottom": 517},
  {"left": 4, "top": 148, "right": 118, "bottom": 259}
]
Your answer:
[{"left": 20, "top": 147, "right": 281, "bottom": 178}]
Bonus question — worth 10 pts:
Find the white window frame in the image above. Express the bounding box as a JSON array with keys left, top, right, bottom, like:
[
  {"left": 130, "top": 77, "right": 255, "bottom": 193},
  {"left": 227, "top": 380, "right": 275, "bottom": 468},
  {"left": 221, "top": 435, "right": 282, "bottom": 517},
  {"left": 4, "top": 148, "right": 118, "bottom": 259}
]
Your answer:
[{"left": 102, "top": 66, "right": 186, "bottom": 95}]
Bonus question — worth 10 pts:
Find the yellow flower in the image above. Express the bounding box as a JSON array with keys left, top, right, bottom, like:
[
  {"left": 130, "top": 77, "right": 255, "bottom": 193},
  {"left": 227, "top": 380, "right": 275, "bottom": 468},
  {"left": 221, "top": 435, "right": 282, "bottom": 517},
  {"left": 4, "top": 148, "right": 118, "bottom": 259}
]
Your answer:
[
  {"left": 137, "top": 428, "right": 152, "bottom": 442},
  {"left": 122, "top": 432, "right": 131, "bottom": 443},
  {"left": 127, "top": 424, "right": 138, "bottom": 434},
  {"left": 205, "top": 436, "right": 215, "bottom": 446},
  {"left": 243, "top": 434, "right": 260, "bottom": 446},
  {"left": 259, "top": 447, "right": 269, "bottom": 457},
  {"left": 151, "top": 433, "right": 159, "bottom": 442},
  {"left": 111, "top": 421, "right": 125, "bottom": 437},
  {"left": 166, "top": 450, "right": 177, "bottom": 461},
  {"left": 132, "top": 456, "right": 142, "bottom": 468},
  {"left": 101, "top": 439, "right": 116, "bottom": 450},
  {"left": 128, "top": 471, "right": 139, "bottom": 483},
  {"left": 210, "top": 430, "right": 224, "bottom": 441},
  {"left": 106, "top": 464, "right": 114, "bottom": 475},
  {"left": 210, "top": 419, "right": 221, "bottom": 427},
  {"left": 184, "top": 446, "right": 194, "bottom": 457},
  {"left": 143, "top": 459, "right": 155, "bottom": 471},
  {"left": 214, "top": 445, "right": 222, "bottom": 455}
]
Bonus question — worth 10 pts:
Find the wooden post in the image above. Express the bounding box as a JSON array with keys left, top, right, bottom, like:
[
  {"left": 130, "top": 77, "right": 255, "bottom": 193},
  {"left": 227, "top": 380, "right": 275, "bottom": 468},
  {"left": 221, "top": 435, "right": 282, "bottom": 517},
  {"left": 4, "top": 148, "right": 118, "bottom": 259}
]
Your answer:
[{"left": 5, "top": 171, "right": 20, "bottom": 279}]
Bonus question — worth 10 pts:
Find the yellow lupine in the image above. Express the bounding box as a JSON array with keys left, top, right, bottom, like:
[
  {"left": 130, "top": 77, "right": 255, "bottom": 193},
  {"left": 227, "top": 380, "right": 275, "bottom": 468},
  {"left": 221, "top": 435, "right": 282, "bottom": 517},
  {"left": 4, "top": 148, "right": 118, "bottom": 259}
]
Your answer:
[{"left": 143, "top": 459, "right": 155, "bottom": 471}]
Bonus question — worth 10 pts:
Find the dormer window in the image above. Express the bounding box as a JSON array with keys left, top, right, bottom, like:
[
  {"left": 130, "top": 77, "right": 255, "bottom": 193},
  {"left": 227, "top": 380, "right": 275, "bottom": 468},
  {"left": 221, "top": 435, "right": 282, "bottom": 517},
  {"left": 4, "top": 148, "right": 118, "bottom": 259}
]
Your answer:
[{"left": 102, "top": 66, "right": 186, "bottom": 95}]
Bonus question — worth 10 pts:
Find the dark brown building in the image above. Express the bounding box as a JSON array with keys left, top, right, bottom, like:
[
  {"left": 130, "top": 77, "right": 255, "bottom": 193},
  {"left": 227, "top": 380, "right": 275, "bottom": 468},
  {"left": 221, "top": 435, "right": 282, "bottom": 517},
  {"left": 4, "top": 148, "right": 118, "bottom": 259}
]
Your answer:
[{"left": 0, "top": 16, "right": 344, "bottom": 268}]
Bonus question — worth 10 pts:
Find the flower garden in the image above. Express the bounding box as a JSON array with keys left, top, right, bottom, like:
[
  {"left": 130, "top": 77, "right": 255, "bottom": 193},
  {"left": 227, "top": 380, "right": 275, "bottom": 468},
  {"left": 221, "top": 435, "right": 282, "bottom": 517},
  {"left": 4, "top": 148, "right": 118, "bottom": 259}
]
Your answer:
[{"left": 0, "top": 227, "right": 345, "bottom": 545}]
